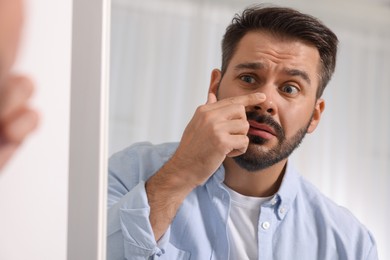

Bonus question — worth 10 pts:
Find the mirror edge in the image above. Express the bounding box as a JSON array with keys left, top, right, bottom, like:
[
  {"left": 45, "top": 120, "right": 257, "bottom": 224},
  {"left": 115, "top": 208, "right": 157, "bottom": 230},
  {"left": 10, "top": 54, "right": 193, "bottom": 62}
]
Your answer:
[{"left": 68, "top": 0, "right": 110, "bottom": 259}]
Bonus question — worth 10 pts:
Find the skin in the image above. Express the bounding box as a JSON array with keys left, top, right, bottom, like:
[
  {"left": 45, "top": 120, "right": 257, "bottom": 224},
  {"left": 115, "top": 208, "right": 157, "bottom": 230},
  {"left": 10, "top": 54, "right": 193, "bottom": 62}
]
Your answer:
[
  {"left": 146, "top": 30, "right": 325, "bottom": 240},
  {"left": 0, "top": 0, "right": 23, "bottom": 73},
  {"left": 0, "top": 0, "right": 39, "bottom": 171}
]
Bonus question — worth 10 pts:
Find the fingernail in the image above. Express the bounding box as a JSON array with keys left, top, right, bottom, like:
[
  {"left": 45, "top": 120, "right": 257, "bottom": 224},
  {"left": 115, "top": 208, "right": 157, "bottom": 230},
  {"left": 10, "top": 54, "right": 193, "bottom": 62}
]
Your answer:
[{"left": 255, "top": 93, "right": 266, "bottom": 99}]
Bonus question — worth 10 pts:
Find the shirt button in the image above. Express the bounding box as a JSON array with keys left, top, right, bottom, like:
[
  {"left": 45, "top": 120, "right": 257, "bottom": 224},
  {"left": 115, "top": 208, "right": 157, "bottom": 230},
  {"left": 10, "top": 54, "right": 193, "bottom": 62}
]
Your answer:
[
  {"left": 261, "top": 221, "right": 270, "bottom": 230},
  {"left": 271, "top": 198, "right": 277, "bottom": 205},
  {"left": 279, "top": 207, "right": 286, "bottom": 214}
]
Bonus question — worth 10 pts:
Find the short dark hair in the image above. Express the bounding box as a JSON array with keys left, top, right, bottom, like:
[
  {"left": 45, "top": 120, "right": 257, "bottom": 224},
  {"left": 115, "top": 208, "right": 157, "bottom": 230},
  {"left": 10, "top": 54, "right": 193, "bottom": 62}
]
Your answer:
[{"left": 221, "top": 5, "right": 338, "bottom": 98}]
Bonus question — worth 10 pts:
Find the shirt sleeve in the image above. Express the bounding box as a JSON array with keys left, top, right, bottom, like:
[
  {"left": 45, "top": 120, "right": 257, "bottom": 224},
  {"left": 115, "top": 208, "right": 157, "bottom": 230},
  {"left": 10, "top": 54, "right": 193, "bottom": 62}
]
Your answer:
[
  {"left": 365, "top": 231, "right": 379, "bottom": 260},
  {"left": 106, "top": 143, "right": 173, "bottom": 260},
  {"left": 107, "top": 181, "right": 171, "bottom": 260}
]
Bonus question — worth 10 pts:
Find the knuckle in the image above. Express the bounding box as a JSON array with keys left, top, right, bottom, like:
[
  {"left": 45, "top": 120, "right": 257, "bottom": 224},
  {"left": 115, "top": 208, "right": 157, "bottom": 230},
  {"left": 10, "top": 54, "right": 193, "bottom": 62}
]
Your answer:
[
  {"left": 203, "top": 111, "right": 214, "bottom": 123},
  {"left": 196, "top": 105, "right": 212, "bottom": 121},
  {"left": 196, "top": 105, "right": 206, "bottom": 113}
]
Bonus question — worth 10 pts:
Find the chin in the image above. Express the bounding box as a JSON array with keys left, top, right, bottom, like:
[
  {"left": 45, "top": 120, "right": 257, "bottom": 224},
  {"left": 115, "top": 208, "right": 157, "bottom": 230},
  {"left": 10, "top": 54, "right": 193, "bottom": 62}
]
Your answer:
[{"left": 232, "top": 145, "right": 274, "bottom": 172}]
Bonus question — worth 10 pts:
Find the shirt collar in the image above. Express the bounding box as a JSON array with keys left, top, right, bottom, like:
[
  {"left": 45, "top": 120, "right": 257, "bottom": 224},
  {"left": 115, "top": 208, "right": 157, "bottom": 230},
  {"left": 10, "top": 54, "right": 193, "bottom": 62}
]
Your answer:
[{"left": 205, "top": 160, "right": 300, "bottom": 220}]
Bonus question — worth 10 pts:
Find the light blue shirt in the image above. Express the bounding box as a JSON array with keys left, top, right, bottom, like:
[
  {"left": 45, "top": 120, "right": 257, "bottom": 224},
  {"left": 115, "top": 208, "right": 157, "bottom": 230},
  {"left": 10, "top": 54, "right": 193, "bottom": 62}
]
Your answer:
[{"left": 107, "top": 142, "right": 378, "bottom": 260}]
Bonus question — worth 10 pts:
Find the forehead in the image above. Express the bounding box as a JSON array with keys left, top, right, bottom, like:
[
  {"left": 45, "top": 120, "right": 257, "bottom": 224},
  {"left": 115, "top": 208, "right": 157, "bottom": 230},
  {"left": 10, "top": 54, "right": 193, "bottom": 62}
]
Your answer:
[{"left": 229, "top": 31, "right": 321, "bottom": 82}]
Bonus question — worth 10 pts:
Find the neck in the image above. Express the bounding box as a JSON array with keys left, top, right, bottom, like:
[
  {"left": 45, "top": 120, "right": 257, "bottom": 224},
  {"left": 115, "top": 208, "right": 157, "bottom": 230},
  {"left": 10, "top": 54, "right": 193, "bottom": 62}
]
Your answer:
[{"left": 223, "top": 157, "right": 287, "bottom": 197}]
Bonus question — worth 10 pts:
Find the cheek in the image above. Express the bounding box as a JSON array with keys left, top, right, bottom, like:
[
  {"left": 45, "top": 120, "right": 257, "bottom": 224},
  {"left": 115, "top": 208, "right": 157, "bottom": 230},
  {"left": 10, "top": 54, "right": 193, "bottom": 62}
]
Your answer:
[{"left": 279, "top": 103, "right": 313, "bottom": 136}]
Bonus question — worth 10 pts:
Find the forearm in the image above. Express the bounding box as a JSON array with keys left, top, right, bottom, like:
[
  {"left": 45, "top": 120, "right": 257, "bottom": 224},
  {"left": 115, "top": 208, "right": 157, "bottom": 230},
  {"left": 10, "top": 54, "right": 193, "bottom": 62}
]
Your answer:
[{"left": 146, "top": 158, "right": 197, "bottom": 241}]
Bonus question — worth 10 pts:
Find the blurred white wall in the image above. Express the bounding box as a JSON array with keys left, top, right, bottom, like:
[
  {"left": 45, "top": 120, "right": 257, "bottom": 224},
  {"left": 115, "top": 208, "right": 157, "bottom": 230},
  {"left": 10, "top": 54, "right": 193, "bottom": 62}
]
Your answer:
[
  {"left": 0, "top": 0, "right": 72, "bottom": 259},
  {"left": 110, "top": 0, "right": 390, "bottom": 259}
]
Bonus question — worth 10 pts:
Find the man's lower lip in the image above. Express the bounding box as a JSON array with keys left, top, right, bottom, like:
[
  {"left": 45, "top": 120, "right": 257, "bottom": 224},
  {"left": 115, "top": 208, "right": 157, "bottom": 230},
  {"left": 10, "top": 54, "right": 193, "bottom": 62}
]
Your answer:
[{"left": 248, "top": 127, "right": 275, "bottom": 139}]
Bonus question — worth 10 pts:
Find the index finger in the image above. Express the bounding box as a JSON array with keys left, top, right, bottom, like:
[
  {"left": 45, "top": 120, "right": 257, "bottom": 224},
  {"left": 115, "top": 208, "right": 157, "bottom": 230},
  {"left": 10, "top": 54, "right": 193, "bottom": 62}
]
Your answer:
[{"left": 214, "top": 92, "right": 266, "bottom": 109}]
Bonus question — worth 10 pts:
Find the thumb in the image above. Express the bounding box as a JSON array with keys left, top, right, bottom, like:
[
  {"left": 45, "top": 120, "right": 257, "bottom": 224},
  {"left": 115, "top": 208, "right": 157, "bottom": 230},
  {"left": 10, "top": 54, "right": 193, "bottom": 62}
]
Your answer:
[{"left": 207, "top": 92, "right": 217, "bottom": 104}]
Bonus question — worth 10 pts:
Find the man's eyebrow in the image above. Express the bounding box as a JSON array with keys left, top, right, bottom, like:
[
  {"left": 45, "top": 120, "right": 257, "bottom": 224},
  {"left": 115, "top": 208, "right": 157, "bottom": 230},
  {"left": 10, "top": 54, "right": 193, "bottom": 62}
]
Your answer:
[
  {"left": 284, "top": 68, "right": 311, "bottom": 85},
  {"left": 234, "top": 63, "right": 312, "bottom": 85},
  {"left": 234, "top": 62, "right": 266, "bottom": 71}
]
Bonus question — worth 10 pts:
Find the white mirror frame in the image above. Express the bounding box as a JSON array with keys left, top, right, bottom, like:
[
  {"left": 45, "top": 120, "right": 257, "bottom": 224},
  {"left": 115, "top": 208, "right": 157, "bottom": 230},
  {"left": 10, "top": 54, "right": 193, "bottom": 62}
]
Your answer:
[{"left": 67, "top": 0, "right": 110, "bottom": 259}]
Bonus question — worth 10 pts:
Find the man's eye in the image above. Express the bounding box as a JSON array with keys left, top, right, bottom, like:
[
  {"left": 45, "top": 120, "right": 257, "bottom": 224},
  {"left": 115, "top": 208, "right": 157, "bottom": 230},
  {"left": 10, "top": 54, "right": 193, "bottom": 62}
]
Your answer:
[
  {"left": 281, "top": 84, "right": 299, "bottom": 95},
  {"left": 240, "top": 75, "right": 256, "bottom": 84}
]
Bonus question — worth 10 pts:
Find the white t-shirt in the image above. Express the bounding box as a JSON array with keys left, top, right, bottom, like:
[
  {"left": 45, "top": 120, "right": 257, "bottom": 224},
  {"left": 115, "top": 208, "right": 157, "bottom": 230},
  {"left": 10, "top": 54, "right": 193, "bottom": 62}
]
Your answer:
[{"left": 223, "top": 184, "right": 272, "bottom": 260}]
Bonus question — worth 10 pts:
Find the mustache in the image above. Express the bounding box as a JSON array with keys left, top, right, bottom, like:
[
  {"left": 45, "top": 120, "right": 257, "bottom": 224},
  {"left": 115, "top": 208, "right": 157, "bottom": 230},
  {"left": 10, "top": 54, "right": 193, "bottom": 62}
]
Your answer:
[{"left": 246, "top": 111, "right": 285, "bottom": 141}]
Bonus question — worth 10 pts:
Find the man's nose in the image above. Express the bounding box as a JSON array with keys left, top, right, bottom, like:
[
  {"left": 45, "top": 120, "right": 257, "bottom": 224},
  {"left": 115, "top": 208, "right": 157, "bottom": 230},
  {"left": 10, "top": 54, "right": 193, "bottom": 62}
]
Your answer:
[
  {"left": 253, "top": 100, "right": 276, "bottom": 115},
  {"left": 252, "top": 89, "right": 277, "bottom": 115}
]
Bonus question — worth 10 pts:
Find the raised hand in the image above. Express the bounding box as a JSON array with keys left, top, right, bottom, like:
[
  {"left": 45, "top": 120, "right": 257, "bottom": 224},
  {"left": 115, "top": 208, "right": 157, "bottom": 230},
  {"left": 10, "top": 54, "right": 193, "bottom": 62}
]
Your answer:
[{"left": 170, "top": 92, "right": 266, "bottom": 186}]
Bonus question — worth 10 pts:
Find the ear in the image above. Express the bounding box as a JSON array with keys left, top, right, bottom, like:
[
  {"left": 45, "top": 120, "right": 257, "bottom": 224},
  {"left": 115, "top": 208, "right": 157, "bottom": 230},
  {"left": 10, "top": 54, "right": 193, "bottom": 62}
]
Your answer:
[
  {"left": 307, "top": 98, "right": 325, "bottom": 133},
  {"left": 208, "top": 69, "right": 222, "bottom": 97}
]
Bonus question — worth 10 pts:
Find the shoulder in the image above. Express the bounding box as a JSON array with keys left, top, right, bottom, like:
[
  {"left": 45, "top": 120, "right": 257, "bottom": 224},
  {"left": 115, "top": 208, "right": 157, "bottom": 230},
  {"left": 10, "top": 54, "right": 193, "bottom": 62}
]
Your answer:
[
  {"left": 296, "top": 177, "right": 377, "bottom": 257},
  {"left": 108, "top": 142, "right": 179, "bottom": 187},
  {"left": 110, "top": 142, "right": 179, "bottom": 161},
  {"left": 109, "top": 142, "right": 178, "bottom": 168},
  {"left": 297, "top": 177, "right": 365, "bottom": 230},
  {"left": 297, "top": 177, "right": 356, "bottom": 223}
]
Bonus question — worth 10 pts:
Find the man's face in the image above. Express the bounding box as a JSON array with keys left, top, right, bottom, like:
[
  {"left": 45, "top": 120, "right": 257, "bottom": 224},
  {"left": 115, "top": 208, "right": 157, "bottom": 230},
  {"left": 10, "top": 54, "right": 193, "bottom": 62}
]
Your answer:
[
  {"left": 210, "top": 31, "right": 324, "bottom": 171},
  {"left": 0, "top": 0, "right": 24, "bottom": 76}
]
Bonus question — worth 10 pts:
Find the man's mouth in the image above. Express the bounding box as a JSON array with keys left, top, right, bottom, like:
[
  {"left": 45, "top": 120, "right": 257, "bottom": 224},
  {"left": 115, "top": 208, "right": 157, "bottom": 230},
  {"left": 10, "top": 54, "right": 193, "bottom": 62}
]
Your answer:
[{"left": 247, "top": 120, "right": 276, "bottom": 140}]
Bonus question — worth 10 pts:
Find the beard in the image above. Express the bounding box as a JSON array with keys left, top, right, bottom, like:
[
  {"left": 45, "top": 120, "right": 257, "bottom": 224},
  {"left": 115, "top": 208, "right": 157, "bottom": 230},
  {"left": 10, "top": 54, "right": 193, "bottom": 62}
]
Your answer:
[{"left": 233, "top": 111, "right": 312, "bottom": 172}]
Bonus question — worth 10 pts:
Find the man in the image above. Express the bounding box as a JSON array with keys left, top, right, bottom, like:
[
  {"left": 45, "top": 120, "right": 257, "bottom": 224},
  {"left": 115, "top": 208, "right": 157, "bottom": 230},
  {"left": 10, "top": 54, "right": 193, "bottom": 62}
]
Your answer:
[
  {"left": 107, "top": 5, "right": 378, "bottom": 260},
  {"left": 0, "top": 0, "right": 38, "bottom": 170}
]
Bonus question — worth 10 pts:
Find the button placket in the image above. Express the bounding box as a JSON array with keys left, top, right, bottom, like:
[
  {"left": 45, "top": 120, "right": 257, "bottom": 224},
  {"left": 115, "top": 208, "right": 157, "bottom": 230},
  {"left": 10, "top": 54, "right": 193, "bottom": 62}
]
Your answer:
[{"left": 257, "top": 206, "right": 274, "bottom": 259}]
